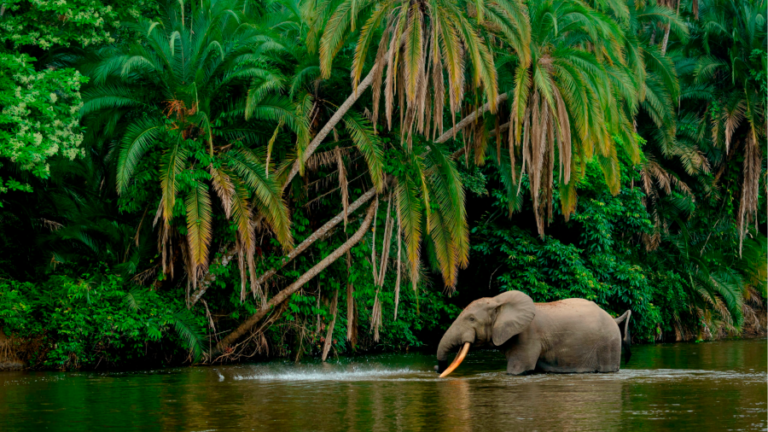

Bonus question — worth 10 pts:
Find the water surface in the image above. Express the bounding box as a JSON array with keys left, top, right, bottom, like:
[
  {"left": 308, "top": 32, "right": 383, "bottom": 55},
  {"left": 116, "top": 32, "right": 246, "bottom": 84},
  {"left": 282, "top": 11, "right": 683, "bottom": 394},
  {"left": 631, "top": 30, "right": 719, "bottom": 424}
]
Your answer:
[{"left": 1, "top": 339, "right": 765, "bottom": 431}]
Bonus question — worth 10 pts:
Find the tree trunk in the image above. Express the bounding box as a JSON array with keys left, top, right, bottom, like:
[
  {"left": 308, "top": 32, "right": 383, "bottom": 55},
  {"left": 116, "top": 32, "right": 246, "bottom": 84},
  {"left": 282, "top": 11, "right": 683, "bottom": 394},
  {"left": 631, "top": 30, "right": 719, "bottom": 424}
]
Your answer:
[
  {"left": 660, "top": 0, "right": 679, "bottom": 55},
  {"left": 315, "top": 279, "right": 322, "bottom": 339},
  {"left": 435, "top": 94, "right": 509, "bottom": 144},
  {"left": 216, "top": 203, "right": 376, "bottom": 352},
  {"left": 285, "top": 69, "right": 381, "bottom": 190},
  {"left": 321, "top": 289, "right": 339, "bottom": 361},
  {"left": 189, "top": 244, "right": 238, "bottom": 306},
  {"left": 345, "top": 251, "right": 355, "bottom": 343},
  {"left": 660, "top": 25, "right": 671, "bottom": 55},
  {"left": 286, "top": 48, "right": 505, "bottom": 190},
  {"left": 283, "top": 37, "right": 410, "bottom": 190}
]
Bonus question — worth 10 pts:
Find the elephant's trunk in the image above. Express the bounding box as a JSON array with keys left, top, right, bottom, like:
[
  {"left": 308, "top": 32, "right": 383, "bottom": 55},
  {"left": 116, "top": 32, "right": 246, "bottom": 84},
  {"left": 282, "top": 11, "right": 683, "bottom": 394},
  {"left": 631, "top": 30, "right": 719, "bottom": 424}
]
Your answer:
[
  {"left": 436, "top": 323, "right": 461, "bottom": 362},
  {"left": 436, "top": 322, "right": 473, "bottom": 376}
]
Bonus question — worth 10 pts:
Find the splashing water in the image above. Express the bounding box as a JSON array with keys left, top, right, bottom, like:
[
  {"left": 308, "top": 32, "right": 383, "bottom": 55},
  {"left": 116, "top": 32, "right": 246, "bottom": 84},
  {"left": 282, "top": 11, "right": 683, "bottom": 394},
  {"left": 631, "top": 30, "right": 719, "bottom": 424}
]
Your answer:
[{"left": 232, "top": 365, "right": 424, "bottom": 382}]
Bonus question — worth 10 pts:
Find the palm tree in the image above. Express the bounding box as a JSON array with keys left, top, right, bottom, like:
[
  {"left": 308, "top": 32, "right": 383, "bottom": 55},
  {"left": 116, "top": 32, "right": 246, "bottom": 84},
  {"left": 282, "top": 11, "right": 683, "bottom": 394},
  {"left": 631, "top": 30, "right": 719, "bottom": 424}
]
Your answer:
[
  {"left": 622, "top": 0, "right": 687, "bottom": 145},
  {"left": 81, "top": 0, "right": 303, "bottom": 299},
  {"left": 618, "top": 0, "right": 695, "bottom": 249},
  {"left": 309, "top": 0, "right": 532, "bottom": 291},
  {"left": 693, "top": 0, "right": 766, "bottom": 252},
  {"left": 257, "top": 0, "right": 528, "bottom": 291},
  {"left": 325, "top": 0, "right": 530, "bottom": 134},
  {"left": 474, "top": 0, "right": 644, "bottom": 236},
  {"left": 183, "top": 0, "right": 389, "bottom": 306},
  {"left": 277, "top": 0, "right": 531, "bottom": 188}
]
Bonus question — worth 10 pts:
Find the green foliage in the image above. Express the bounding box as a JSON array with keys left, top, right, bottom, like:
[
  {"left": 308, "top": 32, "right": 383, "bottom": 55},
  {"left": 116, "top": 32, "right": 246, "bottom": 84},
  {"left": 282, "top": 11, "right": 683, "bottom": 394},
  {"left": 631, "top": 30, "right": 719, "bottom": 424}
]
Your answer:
[
  {"left": 747, "top": 48, "right": 767, "bottom": 95},
  {"left": 0, "top": 53, "right": 86, "bottom": 196},
  {"left": 0, "top": 273, "right": 205, "bottom": 368},
  {"left": 80, "top": 0, "right": 300, "bottom": 287},
  {"left": 0, "top": 0, "right": 157, "bottom": 49}
]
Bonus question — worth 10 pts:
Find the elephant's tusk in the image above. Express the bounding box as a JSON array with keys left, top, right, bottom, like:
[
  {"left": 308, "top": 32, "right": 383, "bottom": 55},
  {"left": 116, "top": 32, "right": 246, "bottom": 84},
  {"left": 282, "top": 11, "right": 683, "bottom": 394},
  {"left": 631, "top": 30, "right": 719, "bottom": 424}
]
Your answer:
[{"left": 439, "top": 343, "right": 470, "bottom": 378}]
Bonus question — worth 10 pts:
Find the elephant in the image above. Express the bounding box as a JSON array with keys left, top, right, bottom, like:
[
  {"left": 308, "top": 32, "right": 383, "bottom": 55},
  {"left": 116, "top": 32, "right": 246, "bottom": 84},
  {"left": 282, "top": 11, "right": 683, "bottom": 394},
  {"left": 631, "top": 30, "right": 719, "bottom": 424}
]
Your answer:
[{"left": 436, "top": 291, "right": 632, "bottom": 377}]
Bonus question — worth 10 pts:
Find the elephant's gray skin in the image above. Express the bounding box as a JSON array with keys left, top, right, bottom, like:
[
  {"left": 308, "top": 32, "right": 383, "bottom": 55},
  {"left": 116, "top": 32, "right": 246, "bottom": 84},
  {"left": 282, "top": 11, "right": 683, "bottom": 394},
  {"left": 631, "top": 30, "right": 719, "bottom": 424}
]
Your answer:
[{"left": 436, "top": 291, "right": 632, "bottom": 376}]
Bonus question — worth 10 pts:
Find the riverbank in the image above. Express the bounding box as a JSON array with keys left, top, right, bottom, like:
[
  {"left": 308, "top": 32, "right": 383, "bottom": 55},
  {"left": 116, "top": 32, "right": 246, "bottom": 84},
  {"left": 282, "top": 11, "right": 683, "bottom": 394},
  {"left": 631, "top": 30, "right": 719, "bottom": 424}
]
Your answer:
[
  {"left": 2, "top": 312, "right": 764, "bottom": 372},
  {"left": 0, "top": 273, "right": 454, "bottom": 371},
  {"left": 1, "top": 269, "right": 765, "bottom": 372},
  {"left": 0, "top": 333, "right": 23, "bottom": 370}
]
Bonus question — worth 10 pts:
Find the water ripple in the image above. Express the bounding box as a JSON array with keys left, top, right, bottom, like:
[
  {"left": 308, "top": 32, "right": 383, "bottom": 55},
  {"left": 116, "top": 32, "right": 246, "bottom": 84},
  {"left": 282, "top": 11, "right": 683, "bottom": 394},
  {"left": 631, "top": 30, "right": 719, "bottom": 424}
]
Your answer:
[
  {"left": 463, "top": 368, "right": 768, "bottom": 384},
  {"left": 227, "top": 365, "right": 767, "bottom": 384}
]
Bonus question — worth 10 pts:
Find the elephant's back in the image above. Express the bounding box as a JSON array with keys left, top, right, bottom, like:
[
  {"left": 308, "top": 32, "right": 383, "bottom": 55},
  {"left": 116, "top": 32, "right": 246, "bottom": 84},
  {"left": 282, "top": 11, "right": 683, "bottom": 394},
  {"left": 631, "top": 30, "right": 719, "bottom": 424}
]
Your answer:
[
  {"left": 533, "top": 298, "right": 622, "bottom": 371},
  {"left": 535, "top": 298, "right": 618, "bottom": 332},
  {"left": 536, "top": 297, "right": 601, "bottom": 309}
]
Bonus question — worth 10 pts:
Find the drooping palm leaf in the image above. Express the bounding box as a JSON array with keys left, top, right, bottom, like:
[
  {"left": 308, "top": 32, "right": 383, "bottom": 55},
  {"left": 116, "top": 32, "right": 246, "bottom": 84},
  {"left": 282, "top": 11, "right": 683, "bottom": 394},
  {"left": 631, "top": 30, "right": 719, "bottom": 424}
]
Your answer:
[
  {"left": 173, "top": 308, "right": 206, "bottom": 362},
  {"left": 159, "top": 139, "right": 188, "bottom": 224},
  {"left": 185, "top": 181, "right": 213, "bottom": 285},
  {"left": 343, "top": 111, "right": 385, "bottom": 190},
  {"left": 227, "top": 149, "right": 293, "bottom": 250},
  {"left": 116, "top": 117, "right": 165, "bottom": 194}
]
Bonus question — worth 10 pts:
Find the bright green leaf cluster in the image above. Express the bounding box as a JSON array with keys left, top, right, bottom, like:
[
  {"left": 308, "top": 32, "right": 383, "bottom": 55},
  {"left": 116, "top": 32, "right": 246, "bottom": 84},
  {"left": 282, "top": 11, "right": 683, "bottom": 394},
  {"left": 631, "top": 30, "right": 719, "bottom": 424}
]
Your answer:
[{"left": 0, "top": 53, "right": 87, "bottom": 194}]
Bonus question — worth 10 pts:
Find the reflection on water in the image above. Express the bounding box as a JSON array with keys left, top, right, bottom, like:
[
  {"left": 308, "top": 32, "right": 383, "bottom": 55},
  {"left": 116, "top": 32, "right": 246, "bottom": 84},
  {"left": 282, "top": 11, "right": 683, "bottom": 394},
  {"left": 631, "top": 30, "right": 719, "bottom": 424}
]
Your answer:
[{"left": 0, "top": 340, "right": 765, "bottom": 431}]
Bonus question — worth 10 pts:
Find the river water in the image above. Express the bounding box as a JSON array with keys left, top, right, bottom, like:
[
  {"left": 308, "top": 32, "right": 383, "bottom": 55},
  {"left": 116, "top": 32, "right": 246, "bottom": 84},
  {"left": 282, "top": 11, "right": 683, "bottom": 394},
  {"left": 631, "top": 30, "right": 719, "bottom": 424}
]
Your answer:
[{"left": 0, "top": 339, "right": 765, "bottom": 431}]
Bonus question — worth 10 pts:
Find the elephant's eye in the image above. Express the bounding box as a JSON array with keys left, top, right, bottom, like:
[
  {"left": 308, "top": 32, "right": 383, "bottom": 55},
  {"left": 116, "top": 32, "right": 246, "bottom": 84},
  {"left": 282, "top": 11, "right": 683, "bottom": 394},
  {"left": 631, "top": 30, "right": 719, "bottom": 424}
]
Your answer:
[{"left": 468, "top": 316, "right": 475, "bottom": 322}]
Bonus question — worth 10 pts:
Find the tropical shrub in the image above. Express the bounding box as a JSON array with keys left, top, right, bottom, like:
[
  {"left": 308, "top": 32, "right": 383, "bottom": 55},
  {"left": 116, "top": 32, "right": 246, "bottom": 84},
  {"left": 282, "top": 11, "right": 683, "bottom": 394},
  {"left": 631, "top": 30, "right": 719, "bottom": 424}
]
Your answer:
[
  {"left": 0, "top": 53, "right": 86, "bottom": 196},
  {"left": 0, "top": 273, "right": 204, "bottom": 369}
]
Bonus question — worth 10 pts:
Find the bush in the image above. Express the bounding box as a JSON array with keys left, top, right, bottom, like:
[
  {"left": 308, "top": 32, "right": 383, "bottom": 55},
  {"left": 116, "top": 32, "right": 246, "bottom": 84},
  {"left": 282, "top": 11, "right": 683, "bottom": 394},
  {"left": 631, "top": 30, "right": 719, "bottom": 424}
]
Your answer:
[{"left": 0, "top": 274, "right": 202, "bottom": 369}]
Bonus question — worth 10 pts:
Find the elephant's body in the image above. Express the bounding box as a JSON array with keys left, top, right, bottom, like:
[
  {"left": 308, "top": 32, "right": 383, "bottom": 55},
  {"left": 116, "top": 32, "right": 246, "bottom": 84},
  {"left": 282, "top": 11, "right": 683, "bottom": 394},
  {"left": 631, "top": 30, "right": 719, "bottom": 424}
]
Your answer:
[
  {"left": 504, "top": 299, "right": 622, "bottom": 374},
  {"left": 436, "top": 291, "right": 632, "bottom": 376}
]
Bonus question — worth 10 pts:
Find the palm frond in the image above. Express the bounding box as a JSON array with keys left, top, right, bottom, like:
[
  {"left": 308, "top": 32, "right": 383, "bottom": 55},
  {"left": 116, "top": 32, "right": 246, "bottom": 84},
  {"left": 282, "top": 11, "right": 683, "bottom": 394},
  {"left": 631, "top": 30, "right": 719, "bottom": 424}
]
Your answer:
[
  {"left": 185, "top": 181, "right": 213, "bottom": 285},
  {"left": 343, "top": 111, "right": 385, "bottom": 190},
  {"left": 116, "top": 118, "right": 165, "bottom": 193},
  {"left": 227, "top": 149, "right": 294, "bottom": 250},
  {"left": 173, "top": 308, "right": 206, "bottom": 362}
]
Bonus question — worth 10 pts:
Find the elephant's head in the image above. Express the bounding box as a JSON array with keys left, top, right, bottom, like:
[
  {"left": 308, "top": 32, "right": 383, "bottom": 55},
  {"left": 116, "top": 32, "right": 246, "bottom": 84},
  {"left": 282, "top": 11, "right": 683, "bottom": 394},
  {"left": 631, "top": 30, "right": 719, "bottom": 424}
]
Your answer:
[{"left": 436, "top": 291, "right": 535, "bottom": 377}]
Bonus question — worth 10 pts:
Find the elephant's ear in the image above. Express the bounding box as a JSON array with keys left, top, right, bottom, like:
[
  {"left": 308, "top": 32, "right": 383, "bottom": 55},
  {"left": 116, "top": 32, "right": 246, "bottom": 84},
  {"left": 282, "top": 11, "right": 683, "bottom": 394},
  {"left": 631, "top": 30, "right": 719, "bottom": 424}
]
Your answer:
[{"left": 492, "top": 291, "right": 536, "bottom": 346}]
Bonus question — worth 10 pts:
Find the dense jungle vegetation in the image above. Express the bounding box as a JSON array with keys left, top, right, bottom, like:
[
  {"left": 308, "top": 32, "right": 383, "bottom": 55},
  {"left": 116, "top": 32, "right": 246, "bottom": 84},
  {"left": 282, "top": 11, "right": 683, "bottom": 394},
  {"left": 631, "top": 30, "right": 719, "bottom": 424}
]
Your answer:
[{"left": 0, "top": 0, "right": 765, "bottom": 370}]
